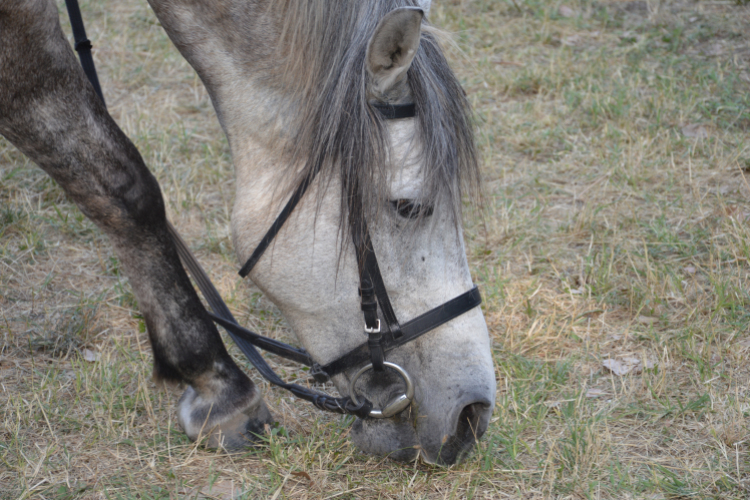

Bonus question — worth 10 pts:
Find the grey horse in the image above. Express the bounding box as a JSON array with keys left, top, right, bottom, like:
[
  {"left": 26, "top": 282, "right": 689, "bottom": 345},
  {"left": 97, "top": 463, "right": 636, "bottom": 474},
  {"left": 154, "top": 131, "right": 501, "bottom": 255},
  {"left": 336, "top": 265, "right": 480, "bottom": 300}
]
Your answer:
[{"left": 0, "top": 0, "right": 495, "bottom": 464}]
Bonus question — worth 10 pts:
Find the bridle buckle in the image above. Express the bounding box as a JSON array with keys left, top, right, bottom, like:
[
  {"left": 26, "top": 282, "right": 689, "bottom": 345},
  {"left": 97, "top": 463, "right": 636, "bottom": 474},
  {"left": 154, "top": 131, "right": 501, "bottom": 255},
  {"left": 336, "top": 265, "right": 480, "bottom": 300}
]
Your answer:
[
  {"left": 309, "top": 363, "right": 331, "bottom": 384},
  {"left": 364, "top": 319, "right": 381, "bottom": 334}
]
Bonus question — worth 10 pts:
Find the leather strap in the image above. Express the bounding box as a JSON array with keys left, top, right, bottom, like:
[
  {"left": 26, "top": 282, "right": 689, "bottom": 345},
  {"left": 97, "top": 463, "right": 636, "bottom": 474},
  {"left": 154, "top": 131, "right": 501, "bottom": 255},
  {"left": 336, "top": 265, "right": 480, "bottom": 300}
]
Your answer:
[
  {"left": 353, "top": 216, "right": 403, "bottom": 340},
  {"left": 64, "top": 0, "right": 106, "bottom": 106},
  {"left": 321, "top": 286, "right": 481, "bottom": 377},
  {"left": 238, "top": 171, "right": 317, "bottom": 278},
  {"left": 208, "top": 313, "right": 313, "bottom": 367},
  {"left": 371, "top": 103, "right": 416, "bottom": 120},
  {"left": 348, "top": 183, "right": 395, "bottom": 372}
]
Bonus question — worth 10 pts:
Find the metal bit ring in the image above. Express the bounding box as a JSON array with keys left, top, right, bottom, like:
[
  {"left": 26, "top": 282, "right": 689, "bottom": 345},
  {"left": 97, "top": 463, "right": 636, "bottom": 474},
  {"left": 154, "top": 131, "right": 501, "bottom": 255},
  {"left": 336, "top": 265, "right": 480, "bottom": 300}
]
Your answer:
[{"left": 348, "top": 361, "right": 414, "bottom": 419}]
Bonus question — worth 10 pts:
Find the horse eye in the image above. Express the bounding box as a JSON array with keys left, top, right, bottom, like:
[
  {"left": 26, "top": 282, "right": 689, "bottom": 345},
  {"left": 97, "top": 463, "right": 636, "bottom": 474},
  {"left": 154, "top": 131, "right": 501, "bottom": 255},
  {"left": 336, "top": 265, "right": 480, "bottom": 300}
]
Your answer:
[{"left": 390, "top": 199, "right": 434, "bottom": 219}]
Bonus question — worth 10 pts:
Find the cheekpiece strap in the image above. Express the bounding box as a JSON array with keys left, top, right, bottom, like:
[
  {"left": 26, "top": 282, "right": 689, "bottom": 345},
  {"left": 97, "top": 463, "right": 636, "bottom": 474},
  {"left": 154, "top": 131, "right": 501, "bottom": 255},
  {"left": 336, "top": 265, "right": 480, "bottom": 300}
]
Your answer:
[{"left": 238, "top": 102, "right": 415, "bottom": 278}]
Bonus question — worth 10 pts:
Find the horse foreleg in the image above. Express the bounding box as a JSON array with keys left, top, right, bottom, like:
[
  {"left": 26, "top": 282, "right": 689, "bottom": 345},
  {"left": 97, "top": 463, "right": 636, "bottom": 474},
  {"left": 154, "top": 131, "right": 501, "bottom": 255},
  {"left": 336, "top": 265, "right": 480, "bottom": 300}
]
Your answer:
[{"left": 0, "top": 0, "right": 272, "bottom": 449}]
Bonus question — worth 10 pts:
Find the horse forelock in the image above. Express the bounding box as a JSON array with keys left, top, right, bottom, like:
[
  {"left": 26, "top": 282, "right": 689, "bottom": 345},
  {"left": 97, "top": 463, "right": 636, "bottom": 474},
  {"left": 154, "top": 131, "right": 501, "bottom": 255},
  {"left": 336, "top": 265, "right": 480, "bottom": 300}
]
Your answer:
[{"left": 271, "top": 0, "right": 479, "bottom": 239}]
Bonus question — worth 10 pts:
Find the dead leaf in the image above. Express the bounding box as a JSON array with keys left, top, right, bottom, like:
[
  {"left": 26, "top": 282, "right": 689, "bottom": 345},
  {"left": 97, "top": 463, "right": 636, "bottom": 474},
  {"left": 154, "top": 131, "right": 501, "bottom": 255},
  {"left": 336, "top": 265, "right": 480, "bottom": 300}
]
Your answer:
[
  {"left": 703, "top": 42, "right": 724, "bottom": 57},
  {"left": 586, "top": 388, "right": 607, "bottom": 398},
  {"left": 602, "top": 356, "right": 655, "bottom": 376},
  {"left": 681, "top": 123, "right": 708, "bottom": 139},
  {"left": 82, "top": 349, "right": 100, "bottom": 363},
  {"left": 559, "top": 5, "right": 575, "bottom": 17},
  {"left": 201, "top": 480, "right": 242, "bottom": 500},
  {"left": 736, "top": 338, "right": 750, "bottom": 351},
  {"left": 544, "top": 399, "right": 575, "bottom": 408},
  {"left": 603, "top": 357, "right": 637, "bottom": 376},
  {"left": 562, "top": 35, "right": 581, "bottom": 46},
  {"left": 636, "top": 315, "right": 657, "bottom": 325},
  {"left": 493, "top": 60, "right": 524, "bottom": 67},
  {"left": 733, "top": 209, "right": 747, "bottom": 222}
]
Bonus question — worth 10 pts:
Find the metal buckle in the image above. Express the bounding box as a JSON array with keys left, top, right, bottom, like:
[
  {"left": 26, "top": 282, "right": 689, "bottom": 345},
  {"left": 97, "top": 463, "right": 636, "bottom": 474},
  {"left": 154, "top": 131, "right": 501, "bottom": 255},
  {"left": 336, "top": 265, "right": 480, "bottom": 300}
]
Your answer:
[
  {"left": 308, "top": 363, "right": 330, "bottom": 384},
  {"left": 364, "top": 319, "right": 381, "bottom": 334},
  {"left": 348, "top": 361, "right": 414, "bottom": 419}
]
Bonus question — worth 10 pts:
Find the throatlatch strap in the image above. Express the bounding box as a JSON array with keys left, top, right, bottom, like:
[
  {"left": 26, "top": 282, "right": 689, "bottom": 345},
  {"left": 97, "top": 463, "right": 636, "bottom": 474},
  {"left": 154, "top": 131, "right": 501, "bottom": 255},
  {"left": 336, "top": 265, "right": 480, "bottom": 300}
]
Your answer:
[{"left": 64, "top": 0, "right": 106, "bottom": 106}]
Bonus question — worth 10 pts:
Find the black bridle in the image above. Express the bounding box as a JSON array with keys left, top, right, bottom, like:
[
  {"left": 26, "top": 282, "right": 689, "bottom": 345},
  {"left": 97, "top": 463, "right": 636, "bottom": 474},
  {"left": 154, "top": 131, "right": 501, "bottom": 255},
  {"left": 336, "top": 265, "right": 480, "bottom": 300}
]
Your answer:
[
  {"left": 65, "top": 2, "right": 482, "bottom": 419},
  {"left": 197, "top": 101, "right": 482, "bottom": 418}
]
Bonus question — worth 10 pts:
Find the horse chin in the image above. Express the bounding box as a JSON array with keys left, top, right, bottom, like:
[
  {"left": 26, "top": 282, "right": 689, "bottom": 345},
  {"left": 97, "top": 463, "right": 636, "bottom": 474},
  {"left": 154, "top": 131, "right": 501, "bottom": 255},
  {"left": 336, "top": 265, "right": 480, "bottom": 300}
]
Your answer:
[{"left": 350, "top": 413, "right": 420, "bottom": 462}]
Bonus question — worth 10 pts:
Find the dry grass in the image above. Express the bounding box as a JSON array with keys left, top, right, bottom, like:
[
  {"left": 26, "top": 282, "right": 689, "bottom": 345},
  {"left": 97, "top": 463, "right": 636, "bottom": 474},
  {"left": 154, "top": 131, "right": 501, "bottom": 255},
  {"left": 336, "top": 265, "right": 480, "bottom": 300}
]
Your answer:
[{"left": 2, "top": 0, "right": 750, "bottom": 498}]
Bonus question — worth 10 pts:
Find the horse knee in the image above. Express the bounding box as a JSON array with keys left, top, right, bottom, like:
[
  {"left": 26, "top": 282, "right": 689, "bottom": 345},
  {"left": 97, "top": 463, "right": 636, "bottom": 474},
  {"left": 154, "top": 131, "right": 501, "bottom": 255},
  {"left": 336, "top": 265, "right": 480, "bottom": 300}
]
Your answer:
[{"left": 78, "top": 141, "right": 167, "bottom": 238}]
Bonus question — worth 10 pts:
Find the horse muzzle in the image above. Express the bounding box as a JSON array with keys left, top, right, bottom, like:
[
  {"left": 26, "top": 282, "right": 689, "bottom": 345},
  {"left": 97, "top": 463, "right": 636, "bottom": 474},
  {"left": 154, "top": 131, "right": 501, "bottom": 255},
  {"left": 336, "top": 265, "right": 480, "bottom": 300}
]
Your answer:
[{"left": 348, "top": 358, "right": 496, "bottom": 465}]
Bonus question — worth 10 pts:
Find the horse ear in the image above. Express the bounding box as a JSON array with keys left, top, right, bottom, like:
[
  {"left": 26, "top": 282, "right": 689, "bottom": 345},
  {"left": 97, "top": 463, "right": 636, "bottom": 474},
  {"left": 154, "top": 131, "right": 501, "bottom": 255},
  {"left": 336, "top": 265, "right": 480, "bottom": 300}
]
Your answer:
[{"left": 366, "top": 7, "right": 424, "bottom": 97}]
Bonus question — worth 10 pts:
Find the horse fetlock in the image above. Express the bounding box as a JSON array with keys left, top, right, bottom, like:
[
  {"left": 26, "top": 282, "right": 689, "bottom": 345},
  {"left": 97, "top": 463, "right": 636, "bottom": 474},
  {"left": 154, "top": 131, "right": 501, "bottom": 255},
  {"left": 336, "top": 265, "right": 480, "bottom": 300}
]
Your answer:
[{"left": 177, "top": 384, "right": 274, "bottom": 450}]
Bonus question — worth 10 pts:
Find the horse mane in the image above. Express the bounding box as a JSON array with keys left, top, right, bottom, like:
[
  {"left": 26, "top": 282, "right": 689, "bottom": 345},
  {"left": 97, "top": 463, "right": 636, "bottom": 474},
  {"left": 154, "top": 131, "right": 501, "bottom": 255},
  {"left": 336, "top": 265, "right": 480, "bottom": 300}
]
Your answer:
[{"left": 271, "top": 0, "right": 479, "bottom": 237}]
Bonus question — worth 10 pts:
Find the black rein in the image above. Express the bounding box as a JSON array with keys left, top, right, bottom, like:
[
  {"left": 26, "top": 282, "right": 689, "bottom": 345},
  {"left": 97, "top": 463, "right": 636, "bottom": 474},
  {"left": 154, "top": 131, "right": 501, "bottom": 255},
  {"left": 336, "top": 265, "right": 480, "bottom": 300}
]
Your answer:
[{"left": 66, "top": 1, "right": 482, "bottom": 419}]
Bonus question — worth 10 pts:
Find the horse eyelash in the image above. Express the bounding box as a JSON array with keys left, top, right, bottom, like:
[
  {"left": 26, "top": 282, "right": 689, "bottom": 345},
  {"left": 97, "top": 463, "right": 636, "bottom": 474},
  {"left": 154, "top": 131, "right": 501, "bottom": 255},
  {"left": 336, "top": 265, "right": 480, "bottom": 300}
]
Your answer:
[{"left": 390, "top": 199, "right": 434, "bottom": 219}]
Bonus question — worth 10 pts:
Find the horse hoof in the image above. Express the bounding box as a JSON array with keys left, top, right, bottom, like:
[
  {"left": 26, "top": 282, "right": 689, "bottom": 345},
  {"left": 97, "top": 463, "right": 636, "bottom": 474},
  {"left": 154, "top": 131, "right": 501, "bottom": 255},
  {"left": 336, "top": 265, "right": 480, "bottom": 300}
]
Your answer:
[{"left": 177, "top": 385, "right": 274, "bottom": 450}]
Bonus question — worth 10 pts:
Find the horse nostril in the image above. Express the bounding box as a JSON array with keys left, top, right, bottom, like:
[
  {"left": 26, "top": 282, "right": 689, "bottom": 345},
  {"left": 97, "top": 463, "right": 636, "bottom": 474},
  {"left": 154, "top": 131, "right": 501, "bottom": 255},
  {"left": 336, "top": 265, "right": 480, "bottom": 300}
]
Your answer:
[
  {"left": 456, "top": 402, "right": 490, "bottom": 442},
  {"left": 435, "top": 401, "right": 492, "bottom": 465}
]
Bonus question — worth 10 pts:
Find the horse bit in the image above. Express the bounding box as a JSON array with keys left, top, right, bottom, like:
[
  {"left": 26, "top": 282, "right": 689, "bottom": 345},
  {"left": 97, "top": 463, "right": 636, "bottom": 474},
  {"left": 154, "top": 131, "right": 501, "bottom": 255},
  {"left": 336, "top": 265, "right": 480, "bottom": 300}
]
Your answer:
[{"left": 64, "top": 0, "right": 481, "bottom": 419}]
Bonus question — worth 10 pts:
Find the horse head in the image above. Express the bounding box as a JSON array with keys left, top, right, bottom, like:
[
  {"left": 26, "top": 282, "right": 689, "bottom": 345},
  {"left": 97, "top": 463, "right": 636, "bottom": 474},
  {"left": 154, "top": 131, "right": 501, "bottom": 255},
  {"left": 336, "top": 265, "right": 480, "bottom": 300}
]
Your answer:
[
  {"left": 227, "top": 4, "right": 495, "bottom": 464},
  {"left": 144, "top": 0, "right": 496, "bottom": 464}
]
